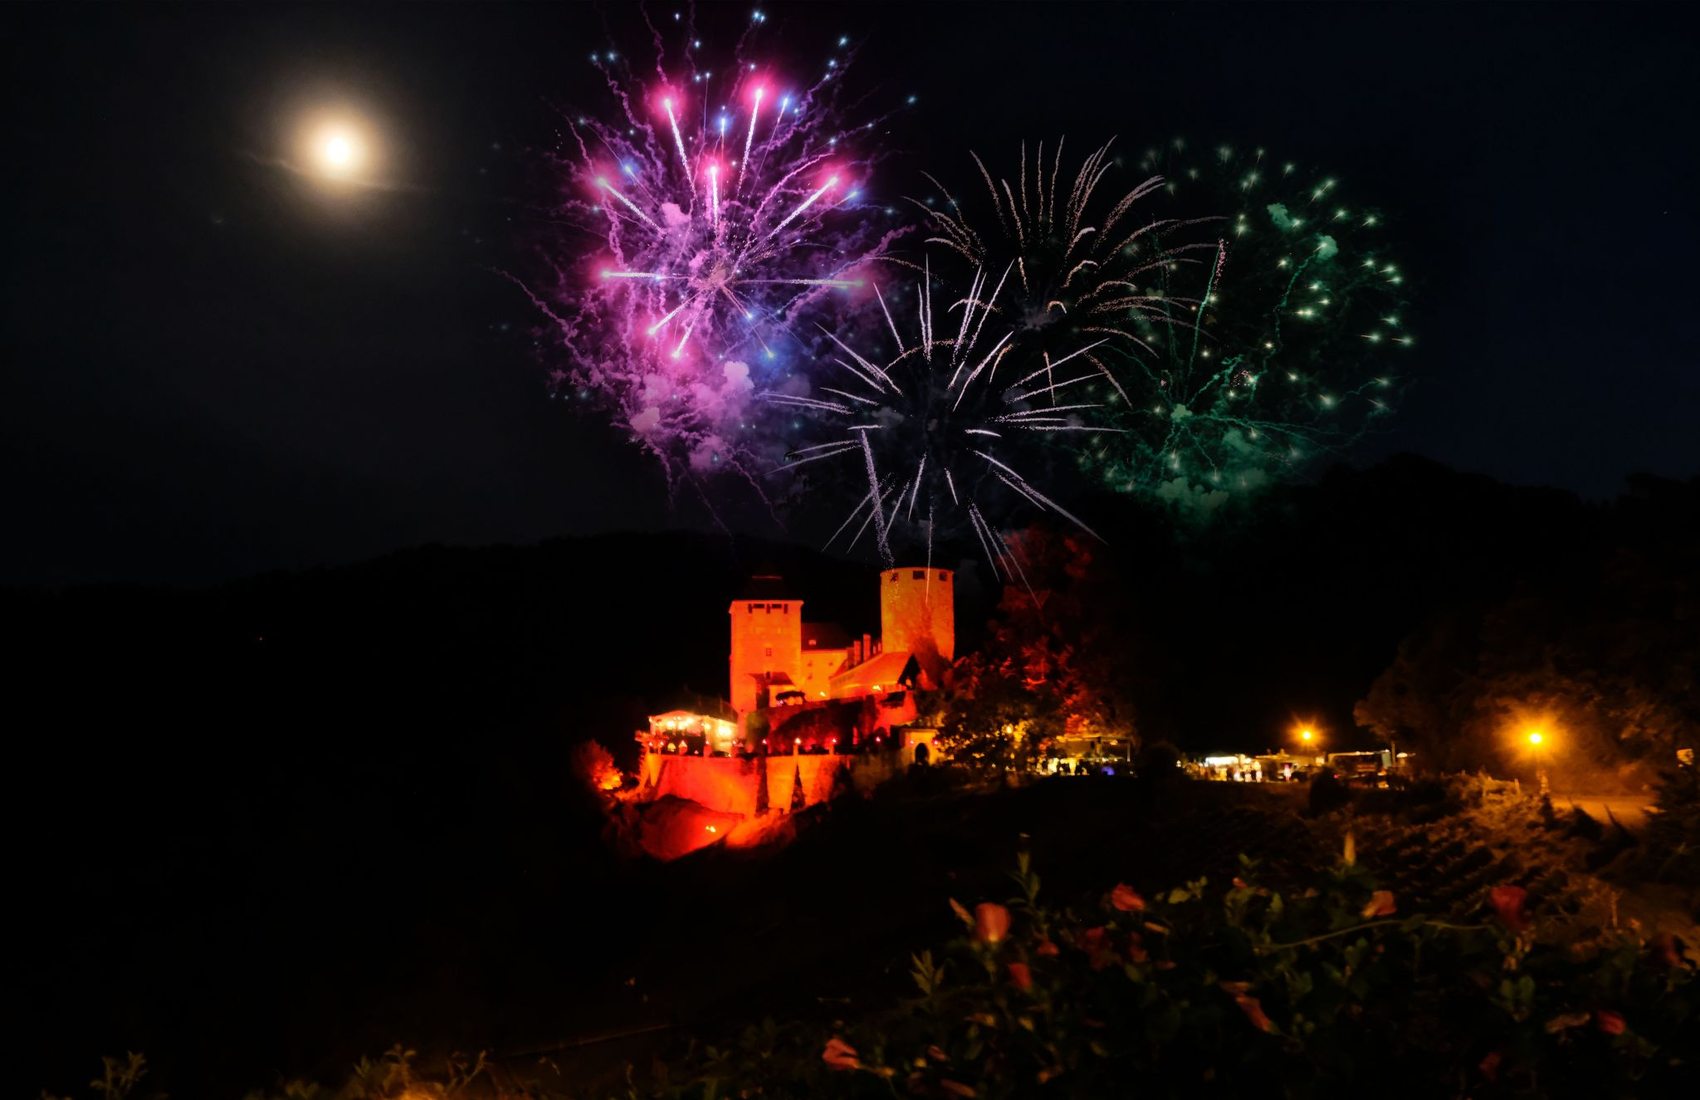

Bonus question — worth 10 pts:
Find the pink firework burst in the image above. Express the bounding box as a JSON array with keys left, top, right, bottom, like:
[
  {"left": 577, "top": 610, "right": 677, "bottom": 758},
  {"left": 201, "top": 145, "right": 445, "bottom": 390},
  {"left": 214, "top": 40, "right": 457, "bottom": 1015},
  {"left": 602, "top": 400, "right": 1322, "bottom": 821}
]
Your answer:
[{"left": 522, "top": 16, "right": 901, "bottom": 491}]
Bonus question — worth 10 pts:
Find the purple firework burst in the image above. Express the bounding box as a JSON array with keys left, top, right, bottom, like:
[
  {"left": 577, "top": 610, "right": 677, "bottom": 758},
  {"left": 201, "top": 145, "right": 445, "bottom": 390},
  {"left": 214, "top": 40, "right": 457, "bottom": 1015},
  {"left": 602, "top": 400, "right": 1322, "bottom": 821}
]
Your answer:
[{"left": 520, "top": 19, "right": 901, "bottom": 494}]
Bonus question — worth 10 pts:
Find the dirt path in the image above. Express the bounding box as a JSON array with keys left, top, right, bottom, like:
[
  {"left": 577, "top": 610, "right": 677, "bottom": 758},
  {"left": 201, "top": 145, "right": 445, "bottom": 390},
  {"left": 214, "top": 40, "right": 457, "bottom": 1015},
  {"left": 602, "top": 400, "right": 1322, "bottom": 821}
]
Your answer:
[{"left": 1554, "top": 793, "right": 1656, "bottom": 829}]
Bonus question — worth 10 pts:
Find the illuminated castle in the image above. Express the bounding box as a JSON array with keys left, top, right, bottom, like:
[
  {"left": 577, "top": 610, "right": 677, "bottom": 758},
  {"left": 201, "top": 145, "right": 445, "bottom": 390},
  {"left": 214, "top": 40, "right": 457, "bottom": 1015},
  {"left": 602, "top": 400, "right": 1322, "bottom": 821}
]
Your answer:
[
  {"left": 642, "top": 567, "right": 954, "bottom": 759},
  {"left": 729, "top": 567, "right": 955, "bottom": 716},
  {"left": 631, "top": 567, "right": 950, "bottom": 854}
]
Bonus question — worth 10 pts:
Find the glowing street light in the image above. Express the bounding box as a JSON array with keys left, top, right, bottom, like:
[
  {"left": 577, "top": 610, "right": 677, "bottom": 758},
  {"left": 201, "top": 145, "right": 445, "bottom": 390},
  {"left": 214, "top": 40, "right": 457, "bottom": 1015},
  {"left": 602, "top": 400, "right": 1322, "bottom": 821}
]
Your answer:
[{"left": 1527, "top": 729, "right": 1550, "bottom": 795}]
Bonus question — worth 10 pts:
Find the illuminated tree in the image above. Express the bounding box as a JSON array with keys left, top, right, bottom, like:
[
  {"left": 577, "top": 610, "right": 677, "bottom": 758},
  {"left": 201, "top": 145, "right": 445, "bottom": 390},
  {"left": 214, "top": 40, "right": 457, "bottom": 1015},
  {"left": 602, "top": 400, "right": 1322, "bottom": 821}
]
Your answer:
[
  {"left": 570, "top": 739, "right": 624, "bottom": 795},
  {"left": 941, "top": 527, "right": 1139, "bottom": 767}
]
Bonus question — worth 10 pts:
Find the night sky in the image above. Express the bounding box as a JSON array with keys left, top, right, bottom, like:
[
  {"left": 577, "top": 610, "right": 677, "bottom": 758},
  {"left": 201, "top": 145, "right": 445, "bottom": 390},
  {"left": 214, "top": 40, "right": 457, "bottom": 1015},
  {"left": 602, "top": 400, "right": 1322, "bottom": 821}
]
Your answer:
[{"left": 3, "top": 2, "right": 1696, "bottom": 585}]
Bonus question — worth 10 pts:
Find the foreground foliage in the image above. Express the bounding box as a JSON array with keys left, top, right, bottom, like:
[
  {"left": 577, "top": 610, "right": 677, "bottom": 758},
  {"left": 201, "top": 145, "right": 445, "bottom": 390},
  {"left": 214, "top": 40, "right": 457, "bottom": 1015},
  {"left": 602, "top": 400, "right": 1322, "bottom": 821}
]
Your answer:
[
  {"left": 47, "top": 829, "right": 1699, "bottom": 1098},
  {"left": 659, "top": 852, "right": 1696, "bottom": 1099}
]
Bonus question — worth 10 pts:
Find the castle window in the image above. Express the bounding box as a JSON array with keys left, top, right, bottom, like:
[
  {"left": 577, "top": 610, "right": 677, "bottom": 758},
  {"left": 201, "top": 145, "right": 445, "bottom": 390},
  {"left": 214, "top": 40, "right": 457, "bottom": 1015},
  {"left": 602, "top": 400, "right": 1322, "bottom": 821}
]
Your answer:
[
  {"left": 765, "top": 646, "right": 773, "bottom": 658},
  {"left": 939, "top": 571, "right": 949, "bottom": 581},
  {"left": 912, "top": 569, "right": 925, "bottom": 580}
]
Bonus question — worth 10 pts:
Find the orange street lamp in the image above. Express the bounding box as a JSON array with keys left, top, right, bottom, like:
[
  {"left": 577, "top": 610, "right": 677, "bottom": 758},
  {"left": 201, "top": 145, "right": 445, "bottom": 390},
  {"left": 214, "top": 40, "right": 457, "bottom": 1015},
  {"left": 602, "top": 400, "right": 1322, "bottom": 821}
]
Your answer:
[{"left": 1527, "top": 730, "right": 1549, "bottom": 795}]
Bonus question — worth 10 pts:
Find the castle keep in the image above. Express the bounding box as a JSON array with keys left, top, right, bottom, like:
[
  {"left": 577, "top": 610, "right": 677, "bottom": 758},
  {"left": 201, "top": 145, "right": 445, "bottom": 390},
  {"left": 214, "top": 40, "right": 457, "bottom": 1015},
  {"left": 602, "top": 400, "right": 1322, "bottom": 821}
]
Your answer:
[{"left": 631, "top": 567, "right": 951, "bottom": 852}]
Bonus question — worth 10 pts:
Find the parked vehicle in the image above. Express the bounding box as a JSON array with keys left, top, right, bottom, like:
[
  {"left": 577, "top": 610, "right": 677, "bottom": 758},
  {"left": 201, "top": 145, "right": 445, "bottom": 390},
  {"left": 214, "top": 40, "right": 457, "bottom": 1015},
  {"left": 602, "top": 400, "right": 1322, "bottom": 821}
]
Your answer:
[{"left": 1326, "top": 749, "right": 1393, "bottom": 786}]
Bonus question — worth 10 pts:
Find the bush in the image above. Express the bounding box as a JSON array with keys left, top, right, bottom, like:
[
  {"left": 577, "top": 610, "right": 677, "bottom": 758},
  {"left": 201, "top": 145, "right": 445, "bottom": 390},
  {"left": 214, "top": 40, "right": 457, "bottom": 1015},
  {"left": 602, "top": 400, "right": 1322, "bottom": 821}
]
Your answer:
[
  {"left": 1134, "top": 739, "right": 1181, "bottom": 781},
  {"left": 655, "top": 855, "right": 1699, "bottom": 1098},
  {"left": 52, "top": 854, "right": 1700, "bottom": 1099},
  {"left": 1307, "top": 769, "right": 1351, "bottom": 815},
  {"left": 1352, "top": 775, "right": 1470, "bottom": 824},
  {"left": 1642, "top": 764, "right": 1700, "bottom": 886},
  {"left": 570, "top": 738, "right": 623, "bottom": 794}
]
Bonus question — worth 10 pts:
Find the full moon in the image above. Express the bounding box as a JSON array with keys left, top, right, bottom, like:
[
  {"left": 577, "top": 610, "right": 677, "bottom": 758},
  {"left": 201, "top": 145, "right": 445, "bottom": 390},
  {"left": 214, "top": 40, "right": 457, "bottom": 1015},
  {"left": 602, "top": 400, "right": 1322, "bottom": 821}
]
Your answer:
[{"left": 312, "top": 124, "right": 365, "bottom": 177}]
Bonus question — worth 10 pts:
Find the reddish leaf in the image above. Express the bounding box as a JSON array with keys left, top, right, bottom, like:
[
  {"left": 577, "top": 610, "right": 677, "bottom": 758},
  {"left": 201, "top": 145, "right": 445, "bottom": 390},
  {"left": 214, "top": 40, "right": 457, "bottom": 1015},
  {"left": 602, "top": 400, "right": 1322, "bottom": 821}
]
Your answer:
[
  {"left": 1232, "top": 993, "right": 1275, "bottom": 1033},
  {"left": 974, "top": 902, "right": 1011, "bottom": 945},
  {"left": 822, "top": 1036, "right": 860, "bottom": 1072},
  {"left": 1490, "top": 885, "right": 1531, "bottom": 932},
  {"left": 1361, "top": 890, "right": 1397, "bottom": 918},
  {"left": 1110, "top": 883, "right": 1147, "bottom": 912},
  {"left": 1079, "top": 926, "right": 1116, "bottom": 970}
]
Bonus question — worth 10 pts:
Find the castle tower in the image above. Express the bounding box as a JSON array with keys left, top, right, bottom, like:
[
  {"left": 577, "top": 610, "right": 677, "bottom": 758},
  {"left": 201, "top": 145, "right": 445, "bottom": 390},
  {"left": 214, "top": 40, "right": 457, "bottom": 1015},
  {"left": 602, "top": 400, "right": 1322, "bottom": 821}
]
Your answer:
[
  {"left": 879, "top": 567, "right": 955, "bottom": 686},
  {"left": 728, "top": 574, "right": 803, "bottom": 717}
]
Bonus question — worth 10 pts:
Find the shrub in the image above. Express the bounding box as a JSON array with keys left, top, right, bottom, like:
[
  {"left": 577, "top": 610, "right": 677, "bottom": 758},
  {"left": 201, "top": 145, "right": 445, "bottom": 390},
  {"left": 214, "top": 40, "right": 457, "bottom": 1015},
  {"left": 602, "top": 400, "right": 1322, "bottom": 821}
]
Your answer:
[
  {"left": 1642, "top": 763, "right": 1700, "bottom": 887},
  {"left": 1307, "top": 769, "right": 1351, "bottom": 815},
  {"left": 50, "top": 854, "right": 1700, "bottom": 1099},
  {"left": 1134, "top": 739, "right": 1182, "bottom": 781},
  {"left": 570, "top": 738, "right": 623, "bottom": 794},
  {"left": 656, "top": 854, "right": 1699, "bottom": 1097}
]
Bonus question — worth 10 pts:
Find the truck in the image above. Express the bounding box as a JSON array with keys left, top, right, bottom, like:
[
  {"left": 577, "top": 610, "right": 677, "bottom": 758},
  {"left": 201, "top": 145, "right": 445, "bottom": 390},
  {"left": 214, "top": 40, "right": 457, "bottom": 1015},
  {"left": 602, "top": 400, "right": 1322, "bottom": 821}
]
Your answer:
[{"left": 1325, "top": 749, "right": 1394, "bottom": 785}]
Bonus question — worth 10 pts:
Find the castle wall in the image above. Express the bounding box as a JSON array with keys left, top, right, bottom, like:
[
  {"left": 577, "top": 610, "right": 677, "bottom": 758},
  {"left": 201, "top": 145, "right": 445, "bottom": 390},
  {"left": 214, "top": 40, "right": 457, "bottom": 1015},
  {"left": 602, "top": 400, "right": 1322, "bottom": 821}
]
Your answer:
[
  {"left": 796, "top": 646, "right": 850, "bottom": 702},
  {"left": 879, "top": 568, "right": 955, "bottom": 684},
  {"left": 638, "top": 749, "right": 917, "bottom": 818},
  {"left": 640, "top": 755, "right": 762, "bottom": 816},
  {"left": 728, "top": 598, "right": 803, "bottom": 715}
]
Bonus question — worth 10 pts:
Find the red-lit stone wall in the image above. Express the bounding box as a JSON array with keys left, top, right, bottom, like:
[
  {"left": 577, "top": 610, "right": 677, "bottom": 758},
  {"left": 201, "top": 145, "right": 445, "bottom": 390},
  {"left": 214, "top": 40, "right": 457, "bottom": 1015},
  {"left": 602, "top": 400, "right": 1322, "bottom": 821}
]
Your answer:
[
  {"left": 638, "top": 750, "right": 914, "bottom": 818},
  {"left": 879, "top": 568, "right": 955, "bottom": 685},
  {"left": 728, "top": 598, "right": 803, "bottom": 715},
  {"left": 796, "top": 646, "right": 850, "bottom": 702}
]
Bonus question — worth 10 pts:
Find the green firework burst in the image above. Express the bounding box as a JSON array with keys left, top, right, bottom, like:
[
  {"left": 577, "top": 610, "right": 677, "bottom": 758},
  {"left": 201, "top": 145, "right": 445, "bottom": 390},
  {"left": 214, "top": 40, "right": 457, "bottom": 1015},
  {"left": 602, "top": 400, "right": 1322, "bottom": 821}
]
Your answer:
[{"left": 1085, "top": 139, "right": 1415, "bottom": 514}]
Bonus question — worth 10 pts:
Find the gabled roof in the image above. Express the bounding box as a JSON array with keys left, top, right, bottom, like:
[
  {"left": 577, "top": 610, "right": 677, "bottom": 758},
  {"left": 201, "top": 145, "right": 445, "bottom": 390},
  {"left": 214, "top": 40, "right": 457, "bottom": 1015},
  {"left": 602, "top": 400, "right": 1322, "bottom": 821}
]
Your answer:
[
  {"left": 649, "top": 708, "right": 736, "bottom": 726},
  {"left": 830, "top": 650, "right": 919, "bottom": 690},
  {"left": 650, "top": 691, "right": 737, "bottom": 722},
  {"left": 803, "top": 621, "right": 853, "bottom": 650},
  {"left": 737, "top": 573, "right": 795, "bottom": 600}
]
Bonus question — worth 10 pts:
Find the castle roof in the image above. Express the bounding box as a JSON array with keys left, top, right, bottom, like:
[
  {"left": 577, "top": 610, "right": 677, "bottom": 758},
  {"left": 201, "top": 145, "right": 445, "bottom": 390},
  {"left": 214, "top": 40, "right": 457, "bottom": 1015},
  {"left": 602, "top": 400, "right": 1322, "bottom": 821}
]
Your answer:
[
  {"left": 650, "top": 693, "right": 737, "bottom": 722},
  {"left": 737, "top": 573, "right": 794, "bottom": 600},
  {"left": 830, "top": 650, "right": 920, "bottom": 692},
  {"left": 802, "top": 622, "right": 853, "bottom": 650}
]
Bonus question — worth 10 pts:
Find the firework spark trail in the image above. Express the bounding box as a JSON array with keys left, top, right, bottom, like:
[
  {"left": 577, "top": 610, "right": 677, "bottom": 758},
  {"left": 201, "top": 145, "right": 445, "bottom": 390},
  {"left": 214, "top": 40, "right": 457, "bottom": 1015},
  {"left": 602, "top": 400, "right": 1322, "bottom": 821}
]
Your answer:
[
  {"left": 857, "top": 427, "right": 894, "bottom": 566},
  {"left": 525, "top": 19, "right": 1409, "bottom": 555},
  {"left": 1066, "top": 139, "right": 1414, "bottom": 509},
  {"left": 771, "top": 263, "right": 1126, "bottom": 569},
  {"left": 916, "top": 141, "right": 1216, "bottom": 357},
  {"left": 521, "top": 21, "right": 899, "bottom": 493}
]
